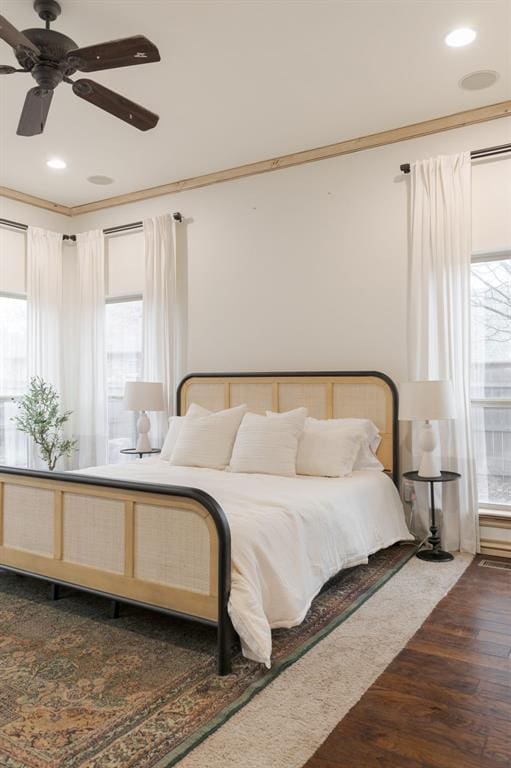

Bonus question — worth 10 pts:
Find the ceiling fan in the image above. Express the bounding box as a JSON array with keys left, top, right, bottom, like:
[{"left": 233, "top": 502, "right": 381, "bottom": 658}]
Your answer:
[{"left": 0, "top": 0, "right": 160, "bottom": 136}]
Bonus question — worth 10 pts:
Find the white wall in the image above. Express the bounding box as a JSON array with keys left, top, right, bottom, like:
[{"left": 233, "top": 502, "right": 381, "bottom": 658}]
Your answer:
[
  {"left": 71, "top": 118, "right": 511, "bottom": 385},
  {"left": 1, "top": 119, "right": 510, "bottom": 382}
]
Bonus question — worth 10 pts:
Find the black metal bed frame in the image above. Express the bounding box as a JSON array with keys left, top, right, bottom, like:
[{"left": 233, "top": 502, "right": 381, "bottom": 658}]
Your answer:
[
  {"left": 0, "top": 370, "right": 399, "bottom": 675},
  {"left": 0, "top": 468, "right": 234, "bottom": 675}
]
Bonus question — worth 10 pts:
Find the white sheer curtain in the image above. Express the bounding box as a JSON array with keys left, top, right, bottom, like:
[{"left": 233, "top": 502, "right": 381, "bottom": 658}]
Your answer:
[
  {"left": 73, "top": 230, "right": 107, "bottom": 467},
  {"left": 408, "top": 152, "right": 478, "bottom": 553},
  {"left": 27, "top": 227, "right": 63, "bottom": 386},
  {"left": 143, "top": 214, "right": 178, "bottom": 447},
  {"left": 26, "top": 227, "right": 63, "bottom": 468}
]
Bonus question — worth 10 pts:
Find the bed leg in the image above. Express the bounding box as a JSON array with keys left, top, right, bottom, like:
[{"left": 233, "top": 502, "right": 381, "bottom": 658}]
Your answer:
[
  {"left": 50, "top": 583, "right": 61, "bottom": 601},
  {"left": 217, "top": 613, "right": 234, "bottom": 676},
  {"left": 109, "top": 599, "right": 120, "bottom": 619}
]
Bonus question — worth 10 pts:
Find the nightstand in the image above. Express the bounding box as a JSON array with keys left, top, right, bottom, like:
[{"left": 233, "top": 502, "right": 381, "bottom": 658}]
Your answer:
[
  {"left": 120, "top": 448, "right": 161, "bottom": 460},
  {"left": 403, "top": 470, "right": 461, "bottom": 562}
]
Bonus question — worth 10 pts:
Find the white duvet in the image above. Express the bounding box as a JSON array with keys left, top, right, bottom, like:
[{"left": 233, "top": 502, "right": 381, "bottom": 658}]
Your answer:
[{"left": 74, "top": 460, "right": 412, "bottom": 667}]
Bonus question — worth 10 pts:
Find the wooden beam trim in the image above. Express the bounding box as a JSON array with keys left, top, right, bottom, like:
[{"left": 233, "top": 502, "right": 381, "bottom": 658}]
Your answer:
[
  {"left": 1, "top": 100, "right": 510, "bottom": 218},
  {"left": 65, "top": 100, "right": 511, "bottom": 215},
  {"left": 0, "top": 186, "right": 71, "bottom": 216}
]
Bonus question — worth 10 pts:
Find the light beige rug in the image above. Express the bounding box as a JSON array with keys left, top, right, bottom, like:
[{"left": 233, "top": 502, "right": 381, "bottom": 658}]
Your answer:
[{"left": 177, "top": 553, "right": 472, "bottom": 768}]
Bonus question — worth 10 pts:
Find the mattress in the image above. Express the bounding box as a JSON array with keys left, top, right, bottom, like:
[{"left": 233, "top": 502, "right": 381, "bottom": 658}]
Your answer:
[{"left": 74, "top": 460, "right": 413, "bottom": 666}]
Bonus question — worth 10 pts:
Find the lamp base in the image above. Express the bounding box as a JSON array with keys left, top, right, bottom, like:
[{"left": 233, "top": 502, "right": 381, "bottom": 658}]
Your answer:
[
  {"left": 136, "top": 411, "right": 151, "bottom": 453},
  {"left": 417, "top": 421, "right": 441, "bottom": 478},
  {"left": 417, "top": 548, "right": 454, "bottom": 562}
]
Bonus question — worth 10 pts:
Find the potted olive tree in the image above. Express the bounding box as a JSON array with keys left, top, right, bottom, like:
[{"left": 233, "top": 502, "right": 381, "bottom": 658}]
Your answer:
[{"left": 14, "top": 376, "right": 77, "bottom": 471}]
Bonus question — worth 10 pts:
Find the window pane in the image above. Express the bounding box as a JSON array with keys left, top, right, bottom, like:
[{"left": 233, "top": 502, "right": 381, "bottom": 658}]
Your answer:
[
  {"left": 472, "top": 404, "right": 511, "bottom": 505},
  {"left": 0, "top": 296, "right": 28, "bottom": 466},
  {"left": 470, "top": 258, "right": 511, "bottom": 507},
  {"left": 105, "top": 300, "right": 143, "bottom": 462},
  {"left": 471, "top": 260, "right": 511, "bottom": 399}
]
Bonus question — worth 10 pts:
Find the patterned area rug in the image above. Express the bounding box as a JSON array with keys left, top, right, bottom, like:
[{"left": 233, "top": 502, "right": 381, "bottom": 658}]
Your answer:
[{"left": 0, "top": 542, "right": 416, "bottom": 768}]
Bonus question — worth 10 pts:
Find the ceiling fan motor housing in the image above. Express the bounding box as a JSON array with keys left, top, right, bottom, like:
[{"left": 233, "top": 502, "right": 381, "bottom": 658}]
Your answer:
[{"left": 15, "top": 28, "right": 78, "bottom": 86}]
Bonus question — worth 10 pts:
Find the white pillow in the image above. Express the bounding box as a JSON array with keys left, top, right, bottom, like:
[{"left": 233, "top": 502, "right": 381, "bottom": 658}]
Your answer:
[
  {"left": 353, "top": 441, "right": 384, "bottom": 471},
  {"left": 266, "top": 413, "right": 384, "bottom": 474},
  {"left": 170, "top": 404, "right": 247, "bottom": 469},
  {"left": 296, "top": 422, "right": 364, "bottom": 477},
  {"left": 335, "top": 418, "right": 383, "bottom": 471},
  {"left": 229, "top": 408, "right": 307, "bottom": 476},
  {"left": 160, "top": 403, "right": 210, "bottom": 461}
]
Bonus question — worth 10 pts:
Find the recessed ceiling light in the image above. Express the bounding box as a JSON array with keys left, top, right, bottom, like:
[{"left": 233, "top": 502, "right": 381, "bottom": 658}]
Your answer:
[
  {"left": 47, "top": 158, "right": 66, "bottom": 170},
  {"left": 460, "top": 70, "right": 499, "bottom": 90},
  {"left": 87, "top": 174, "right": 115, "bottom": 185},
  {"left": 445, "top": 28, "right": 477, "bottom": 47}
]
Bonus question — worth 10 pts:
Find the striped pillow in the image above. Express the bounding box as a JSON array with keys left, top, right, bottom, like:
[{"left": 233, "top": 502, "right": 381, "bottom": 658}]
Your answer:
[
  {"left": 160, "top": 403, "right": 210, "bottom": 461},
  {"left": 229, "top": 408, "right": 307, "bottom": 476},
  {"left": 170, "top": 404, "right": 247, "bottom": 469}
]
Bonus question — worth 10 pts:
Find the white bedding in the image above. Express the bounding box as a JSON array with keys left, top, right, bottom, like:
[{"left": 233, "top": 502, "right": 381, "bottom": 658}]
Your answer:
[{"left": 74, "top": 460, "right": 413, "bottom": 667}]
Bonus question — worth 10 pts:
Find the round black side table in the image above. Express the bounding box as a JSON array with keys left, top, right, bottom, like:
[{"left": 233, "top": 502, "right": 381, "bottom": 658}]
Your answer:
[
  {"left": 120, "top": 448, "right": 161, "bottom": 460},
  {"left": 403, "top": 470, "right": 461, "bottom": 562}
]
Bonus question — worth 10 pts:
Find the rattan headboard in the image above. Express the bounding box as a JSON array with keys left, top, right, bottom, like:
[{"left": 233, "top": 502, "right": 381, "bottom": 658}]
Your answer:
[{"left": 177, "top": 371, "right": 399, "bottom": 484}]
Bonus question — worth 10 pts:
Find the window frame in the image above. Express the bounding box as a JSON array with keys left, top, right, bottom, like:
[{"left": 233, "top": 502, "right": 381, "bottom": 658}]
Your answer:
[
  {"left": 0, "top": 290, "right": 28, "bottom": 467},
  {"left": 105, "top": 293, "right": 143, "bottom": 459},
  {"left": 470, "top": 250, "right": 511, "bottom": 513}
]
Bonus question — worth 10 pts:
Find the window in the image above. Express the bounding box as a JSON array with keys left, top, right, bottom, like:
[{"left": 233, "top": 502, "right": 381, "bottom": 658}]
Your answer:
[
  {"left": 105, "top": 297, "right": 143, "bottom": 462},
  {"left": 470, "top": 256, "right": 511, "bottom": 508},
  {"left": 0, "top": 295, "right": 28, "bottom": 466}
]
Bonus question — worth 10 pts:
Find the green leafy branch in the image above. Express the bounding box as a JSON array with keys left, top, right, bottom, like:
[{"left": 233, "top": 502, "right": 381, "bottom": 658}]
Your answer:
[{"left": 13, "top": 376, "right": 77, "bottom": 471}]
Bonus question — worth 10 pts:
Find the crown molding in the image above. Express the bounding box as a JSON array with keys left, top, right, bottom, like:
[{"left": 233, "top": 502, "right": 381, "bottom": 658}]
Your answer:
[
  {"left": 1, "top": 99, "right": 511, "bottom": 219},
  {"left": 0, "top": 186, "right": 71, "bottom": 216}
]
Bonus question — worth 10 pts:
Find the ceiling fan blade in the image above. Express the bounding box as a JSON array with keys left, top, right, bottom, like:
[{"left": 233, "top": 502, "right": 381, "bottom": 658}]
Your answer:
[
  {"left": 72, "top": 78, "right": 159, "bottom": 131},
  {"left": 67, "top": 35, "right": 160, "bottom": 73},
  {"left": 17, "top": 88, "right": 53, "bottom": 136},
  {"left": 0, "top": 14, "right": 40, "bottom": 54}
]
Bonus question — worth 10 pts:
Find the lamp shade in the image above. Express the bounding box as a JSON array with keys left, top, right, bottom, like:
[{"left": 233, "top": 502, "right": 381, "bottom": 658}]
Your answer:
[
  {"left": 123, "top": 381, "right": 165, "bottom": 412},
  {"left": 399, "top": 380, "right": 456, "bottom": 421}
]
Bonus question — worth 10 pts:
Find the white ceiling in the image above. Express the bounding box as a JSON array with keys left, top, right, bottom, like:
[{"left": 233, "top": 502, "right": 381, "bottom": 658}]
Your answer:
[{"left": 0, "top": 0, "right": 510, "bottom": 206}]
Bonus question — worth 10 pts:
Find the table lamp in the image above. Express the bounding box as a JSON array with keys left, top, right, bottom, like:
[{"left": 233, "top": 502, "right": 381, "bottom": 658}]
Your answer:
[
  {"left": 399, "top": 380, "right": 456, "bottom": 478},
  {"left": 123, "top": 381, "right": 165, "bottom": 453}
]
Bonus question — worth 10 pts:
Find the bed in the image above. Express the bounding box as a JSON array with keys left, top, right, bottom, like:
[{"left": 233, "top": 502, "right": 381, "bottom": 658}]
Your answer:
[{"left": 0, "top": 371, "right": 412, "bottom": 673}]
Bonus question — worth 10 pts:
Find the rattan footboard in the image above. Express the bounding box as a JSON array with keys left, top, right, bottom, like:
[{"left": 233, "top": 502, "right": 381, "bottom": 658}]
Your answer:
[{"left": 0, "top": 467, "right": 233, "bottom": 674}]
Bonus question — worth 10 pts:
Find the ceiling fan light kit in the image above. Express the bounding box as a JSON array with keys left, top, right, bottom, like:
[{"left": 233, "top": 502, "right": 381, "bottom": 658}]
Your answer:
[{"left": 0, "top": 0, "right": 161, "bottom": 136}]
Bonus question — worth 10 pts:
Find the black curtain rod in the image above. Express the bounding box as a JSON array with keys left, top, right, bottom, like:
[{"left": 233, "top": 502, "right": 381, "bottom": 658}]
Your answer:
[
  {"left": 0, "top": 213, "right": 183, "bottom": 241},
  {"left": 400, "top": 143, "right": 511, "bottom": 173},
  {"left": 103, "top": 213, "right": 182, "bottom": 236}
]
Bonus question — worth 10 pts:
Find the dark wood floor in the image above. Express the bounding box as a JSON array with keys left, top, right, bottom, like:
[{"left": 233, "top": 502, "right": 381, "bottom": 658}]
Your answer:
[{"left": 303, "top": 556, "right": 511, "bottom": 768}]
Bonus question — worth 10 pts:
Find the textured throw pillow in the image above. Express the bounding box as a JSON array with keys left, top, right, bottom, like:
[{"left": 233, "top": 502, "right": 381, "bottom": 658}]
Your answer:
[
  {"left": 296, "top": 421, "right": 364, "bottom": 477},
  {"left": 170, "top": 404, "right": 247, "bottom": 469},
  {"left": 160, "top": 403, "right": 210, "bottom": 461},
  {"left": 230, "top": 408, "right": 307, "bottom": 476},
  {"left": 266, "top": 413, "right": 383, "bottom": 475}
]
